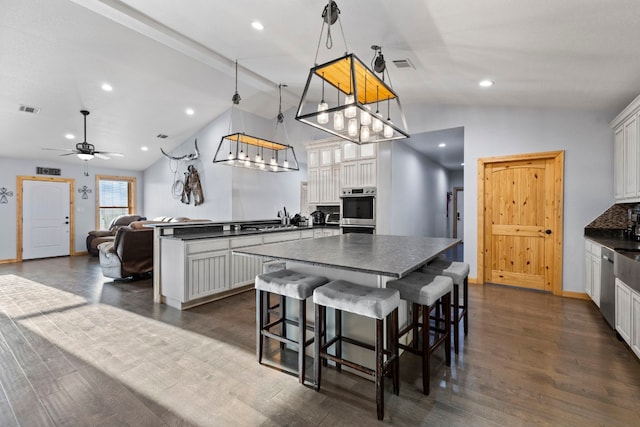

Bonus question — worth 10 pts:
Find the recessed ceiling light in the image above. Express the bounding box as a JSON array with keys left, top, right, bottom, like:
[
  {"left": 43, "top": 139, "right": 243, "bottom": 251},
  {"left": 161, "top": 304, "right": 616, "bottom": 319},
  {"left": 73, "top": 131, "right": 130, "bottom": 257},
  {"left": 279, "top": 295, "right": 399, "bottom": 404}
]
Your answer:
[
  {"left": 251, "top": 21, "right": 264, "bottom": 30},
  {"left": 65, "top": 133, "right": 75, "bottom": 140},
  {"left": 438, "top": 143, "right": 446, "bottom": 148},
  {"left": 185, "top": 108, "right": 195, "bottom": 116},
  {"left": 141, "top": 146, "right": 149, "bottom": 151},
  {"left": 101, "top": 83, "right": 113, "bottom": 92},
  {"left": 479, "top": 80, "right": 494, "bottom": 88}
]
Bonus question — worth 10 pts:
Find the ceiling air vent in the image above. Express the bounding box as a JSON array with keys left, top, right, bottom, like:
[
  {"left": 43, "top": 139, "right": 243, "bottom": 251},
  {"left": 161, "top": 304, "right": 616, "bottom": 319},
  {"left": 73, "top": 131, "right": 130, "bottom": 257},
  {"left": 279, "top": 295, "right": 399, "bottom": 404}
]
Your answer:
[
  {"left": 19, "top": 104, "right": 41, "bottom": 114},
  {"left": 392, "top": 59, "right": 415, "bottom": 70},
  {"left": 157, "top": 134, "right": 168, "bottom": 139}
]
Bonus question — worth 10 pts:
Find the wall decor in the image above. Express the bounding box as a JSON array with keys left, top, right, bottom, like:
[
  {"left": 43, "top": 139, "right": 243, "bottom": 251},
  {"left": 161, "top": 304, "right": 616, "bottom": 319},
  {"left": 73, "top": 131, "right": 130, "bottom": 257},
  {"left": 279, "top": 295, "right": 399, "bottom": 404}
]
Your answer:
[
  {"left": 78, "top": 185, "right": 92, "bottom": 199},
  {"left": 161, "top": 138, "right": 200, "bottom": 161},
  {"left": 36, "top": 167, "right": 61, "bottom": 176},
  {"left": 180, "top": 165, "right": 204, "bottom": 206},
  {"left": 0, "top": 187, "right": 14, "bottom": 204}
]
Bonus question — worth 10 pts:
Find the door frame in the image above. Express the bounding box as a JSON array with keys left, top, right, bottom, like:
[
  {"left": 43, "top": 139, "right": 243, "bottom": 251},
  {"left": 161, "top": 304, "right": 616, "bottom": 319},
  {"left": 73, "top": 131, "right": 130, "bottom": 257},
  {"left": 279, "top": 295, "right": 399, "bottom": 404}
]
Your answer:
[
  {"left": 17, "top": 176, "right": 76, "bottom": 262},
  {"left": 452, "top": 186, "right": 463, "bottom": 239},
  {"left": 477, "top": 151, "right": 564, "bottom": 295}
]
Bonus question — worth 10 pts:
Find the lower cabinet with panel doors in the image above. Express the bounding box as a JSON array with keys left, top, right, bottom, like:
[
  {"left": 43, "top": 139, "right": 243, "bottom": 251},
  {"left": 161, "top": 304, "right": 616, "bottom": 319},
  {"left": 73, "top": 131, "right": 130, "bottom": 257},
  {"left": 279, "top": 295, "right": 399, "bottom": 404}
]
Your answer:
[
  {"left": 615, "top": 277, "right": 640, "bottom": 359},
  {"left": 584, "top": 239, "right": 602, "bottom": 306},
  {"left": 160, "top": 230, "right": 311, "bottom": 310},
  {"left": 313, "top": 228, "right": 341, "bottom": 238}
]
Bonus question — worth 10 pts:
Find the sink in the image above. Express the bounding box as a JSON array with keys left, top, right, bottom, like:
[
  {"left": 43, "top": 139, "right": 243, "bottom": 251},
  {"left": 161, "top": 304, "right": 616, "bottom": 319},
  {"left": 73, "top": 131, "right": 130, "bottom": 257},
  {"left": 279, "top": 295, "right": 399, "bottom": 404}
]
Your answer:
[
  {"left": 614, "top": 248, "right": 640, "bottom": 262},
  {"left": 614, "top": 249, "right": 640, "bottom": 293}
]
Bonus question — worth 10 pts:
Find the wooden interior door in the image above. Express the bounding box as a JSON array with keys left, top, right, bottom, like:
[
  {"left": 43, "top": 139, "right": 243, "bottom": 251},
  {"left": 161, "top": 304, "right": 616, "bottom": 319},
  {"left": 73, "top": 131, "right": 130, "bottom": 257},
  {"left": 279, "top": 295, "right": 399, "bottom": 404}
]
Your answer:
[{"left": 479, "top": 152, "right": 564, "bottom": 294}]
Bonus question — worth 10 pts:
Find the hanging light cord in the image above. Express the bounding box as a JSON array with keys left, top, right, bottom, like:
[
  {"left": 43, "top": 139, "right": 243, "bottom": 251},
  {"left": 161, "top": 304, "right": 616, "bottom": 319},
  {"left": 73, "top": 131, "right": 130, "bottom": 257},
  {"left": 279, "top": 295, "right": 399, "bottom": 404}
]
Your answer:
[{"left": 314, "top": 1, "right": 348, "bottom": 65}]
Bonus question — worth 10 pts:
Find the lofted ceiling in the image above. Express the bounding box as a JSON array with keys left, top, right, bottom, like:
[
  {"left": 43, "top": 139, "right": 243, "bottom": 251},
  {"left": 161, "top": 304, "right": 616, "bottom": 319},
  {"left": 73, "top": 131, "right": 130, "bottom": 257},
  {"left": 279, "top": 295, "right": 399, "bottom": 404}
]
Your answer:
[{"left": 2, "top": 0, "right": 640, "bottom": 171}]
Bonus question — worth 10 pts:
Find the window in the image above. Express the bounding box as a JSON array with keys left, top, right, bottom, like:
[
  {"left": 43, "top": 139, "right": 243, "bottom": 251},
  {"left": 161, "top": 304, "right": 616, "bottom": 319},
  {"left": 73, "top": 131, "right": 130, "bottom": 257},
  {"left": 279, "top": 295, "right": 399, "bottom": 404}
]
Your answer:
[{"left": 95, "top": 175, "right": 136, "bottom": 230}]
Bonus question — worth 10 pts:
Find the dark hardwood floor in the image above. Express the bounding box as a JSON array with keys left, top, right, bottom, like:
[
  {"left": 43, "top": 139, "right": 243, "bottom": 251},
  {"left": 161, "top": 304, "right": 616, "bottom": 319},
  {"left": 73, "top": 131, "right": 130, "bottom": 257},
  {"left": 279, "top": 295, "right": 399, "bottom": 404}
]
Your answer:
[{"left": 0, "top": 255, "right": 639, "bottom": 426}]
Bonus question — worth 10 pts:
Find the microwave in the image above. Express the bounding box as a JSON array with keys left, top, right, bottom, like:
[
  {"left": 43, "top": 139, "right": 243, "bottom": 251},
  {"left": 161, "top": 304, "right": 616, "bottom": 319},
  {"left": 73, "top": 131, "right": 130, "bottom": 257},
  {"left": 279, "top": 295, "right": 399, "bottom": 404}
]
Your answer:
[{"left": 340, "top": 187, "right": 376, "bottom": 227}]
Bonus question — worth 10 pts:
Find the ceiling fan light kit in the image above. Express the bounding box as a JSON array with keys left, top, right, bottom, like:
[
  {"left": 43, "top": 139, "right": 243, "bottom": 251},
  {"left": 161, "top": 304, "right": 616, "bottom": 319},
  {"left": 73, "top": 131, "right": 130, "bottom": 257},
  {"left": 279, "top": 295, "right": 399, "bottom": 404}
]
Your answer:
[{"left": 295, "top": 1, "right": 409, "bottom": 144}]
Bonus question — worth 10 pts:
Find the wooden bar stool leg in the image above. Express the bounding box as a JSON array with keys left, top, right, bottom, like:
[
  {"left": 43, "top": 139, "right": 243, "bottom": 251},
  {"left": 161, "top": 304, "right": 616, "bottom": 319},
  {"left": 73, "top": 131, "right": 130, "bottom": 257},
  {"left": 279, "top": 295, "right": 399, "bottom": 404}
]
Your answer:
[
  {"left": 257, "top": 290, "right": 264, "bottom": 363},
  {"left": 453, "top": 284, "right": 460, "bottom": 354},
  {"left": 298, "top": 299, "right": 306, "bottom": 384},
  {"left": 444, "top": 292, "right": 452, "bottom": 367},
  {"left": 412, "top": 302, "right": 420, "bottom": 350},
  {"left": 335, "top": 308, "right": 342, "bottom": 372},
  {"left": 375, "top": 317, "right": 385, "bottom": 421},
  {"left": 279, "top": 294, "right": 286, "bottom": 350},
  {"left": 314, "top": 303, "right": 323, "bottom": 391},
  {"left": 463, "top": 277, "right": 469, "bottom": 335},
  {"left": 422, "top": 304, "right": 431, "bottom": 395},
  {"left": 391, "top": 309, "right": 399, "bottom": 395}
]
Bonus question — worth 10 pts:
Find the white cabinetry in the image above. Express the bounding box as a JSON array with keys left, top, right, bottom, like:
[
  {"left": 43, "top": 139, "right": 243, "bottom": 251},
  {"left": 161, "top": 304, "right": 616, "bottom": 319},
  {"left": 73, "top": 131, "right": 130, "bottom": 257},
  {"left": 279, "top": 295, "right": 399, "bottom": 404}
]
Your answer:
[
  {"left": 632, "top": 291, "right": 640, "bottom": 358},
  {"left": 611, "top": 95, "right": 640, "bottom": 202},
  {"left": 616, "top": 278, "right": 632, "bottom": 344},
  {"left": 230, "top": 236, "right": 263, "bottom": 289},
  {"left": 307, "top": 141, "right": 341, "bottom": 205},
  {"left": 584, "top": 239, "right": 601, "bottom": 306},
  {"left": 313, "top": 228, "right": 341, "bottom": 238},
  {"left": 340, "top": 143, "right": 377, "bottom": 187}
]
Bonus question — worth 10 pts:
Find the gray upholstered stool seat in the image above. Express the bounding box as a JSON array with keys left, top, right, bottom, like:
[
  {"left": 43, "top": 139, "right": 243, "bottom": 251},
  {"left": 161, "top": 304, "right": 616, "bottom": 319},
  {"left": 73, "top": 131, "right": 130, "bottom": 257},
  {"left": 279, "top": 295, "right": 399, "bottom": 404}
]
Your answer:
[
  {"left": 255, "top": 269, "right": 329, "bottom": 385},
  {"left": 313, "top": 280, "right": 400, "bottom": 319},
  {"left": 255, "top": 269, "right": 328, "bottom": 300},
  {"left": 421, "top": 258, "right": 470, "bottom": 354},
  {"left": 386, "top": 272, "right": 453, "bottom": 395},
  {"left": 313, "top": 280, "right": 400, "bottom": 420}
]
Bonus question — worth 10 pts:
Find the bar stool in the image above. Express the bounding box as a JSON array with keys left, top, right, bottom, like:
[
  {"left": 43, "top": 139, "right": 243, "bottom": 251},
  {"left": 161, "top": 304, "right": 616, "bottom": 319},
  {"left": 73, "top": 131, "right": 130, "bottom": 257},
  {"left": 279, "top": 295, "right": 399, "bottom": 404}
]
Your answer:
[
  {"left": 313, "top": 280, "right": 400, "bottom": 421},
  {"left": 386, "top": 272, "right": 453, "bottom": 395},
  {"left": 421, "top": 257, "right": 470, "bottom": 354},
  {"left": 255, "top": 269, "right": 328, "bottom": 384}
]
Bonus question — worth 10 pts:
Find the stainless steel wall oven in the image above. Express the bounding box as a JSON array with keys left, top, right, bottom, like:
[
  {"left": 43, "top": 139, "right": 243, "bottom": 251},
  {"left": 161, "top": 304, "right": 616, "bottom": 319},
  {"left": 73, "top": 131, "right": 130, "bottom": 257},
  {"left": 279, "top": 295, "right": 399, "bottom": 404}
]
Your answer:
[{"left": 340, "top": 187, "right": 376, "bottom": 230}]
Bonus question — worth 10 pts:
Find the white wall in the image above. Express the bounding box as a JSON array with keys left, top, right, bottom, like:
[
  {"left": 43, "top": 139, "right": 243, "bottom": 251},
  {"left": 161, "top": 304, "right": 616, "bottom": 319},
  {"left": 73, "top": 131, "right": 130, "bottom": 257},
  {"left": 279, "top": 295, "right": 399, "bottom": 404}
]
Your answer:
[
  {"left": 0, "top": 156, "right": 143, "bottom": 260},
  {"left": 387, "top": 141, "right": 450, "bottom": 238},
  {"left": 143, "top": 107, "right": 310, "bottom": 222},
  {"left": 393, "top": 104, "right": 615, "bottom": 292}
]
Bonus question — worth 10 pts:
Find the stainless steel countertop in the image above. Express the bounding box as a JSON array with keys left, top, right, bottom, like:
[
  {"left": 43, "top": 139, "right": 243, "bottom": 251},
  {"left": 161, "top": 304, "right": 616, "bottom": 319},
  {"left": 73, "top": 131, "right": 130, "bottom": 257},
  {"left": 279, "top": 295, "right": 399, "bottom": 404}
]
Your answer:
[{"left": 233, "top": 234, "right": 461, "bottom": 278}]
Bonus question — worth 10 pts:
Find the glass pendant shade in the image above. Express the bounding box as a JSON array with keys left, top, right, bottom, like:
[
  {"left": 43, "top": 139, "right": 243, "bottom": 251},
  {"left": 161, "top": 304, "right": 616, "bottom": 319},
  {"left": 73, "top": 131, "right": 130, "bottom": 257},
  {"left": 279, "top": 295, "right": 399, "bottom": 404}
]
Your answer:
[
  {"left": 333, "top": 110, "right": 344, "bottom": 130},
  {"left": 317, "top": 102, "right": 329, "bottom": 124},
  {"left": 283, "top": 159, "right": 289, "bottom": 169},
  {"left": 361, "top": 125, "right": 370, "bottom": 142},
  {"left": 360, "top": 109, "right": 371, "bottom": 125},
  {"left": 344, "top": 94, "right": 356, "bottom": 118},
  {"left": 227, "top": 152, "right": 235, "bottom": 164},
  {"left": 348, "top": 118, "right": 358, "bottom": 136},
  {"left": 384, "top": 123, "right": 394, "bottom": 138},
  {"left": 255, "top": 153, "right": 261, "bottom": 163},
  {"left": 372, "top": 117, "right": 383, "bottom": 133}
]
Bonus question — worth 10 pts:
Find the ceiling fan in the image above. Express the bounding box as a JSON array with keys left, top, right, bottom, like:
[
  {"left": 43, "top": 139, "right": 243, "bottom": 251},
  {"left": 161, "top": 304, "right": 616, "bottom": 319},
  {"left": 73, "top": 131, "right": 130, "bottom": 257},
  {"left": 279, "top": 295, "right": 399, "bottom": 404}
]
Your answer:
[{"left": 42, "top": 110, "right": 124, "bottom": 160}]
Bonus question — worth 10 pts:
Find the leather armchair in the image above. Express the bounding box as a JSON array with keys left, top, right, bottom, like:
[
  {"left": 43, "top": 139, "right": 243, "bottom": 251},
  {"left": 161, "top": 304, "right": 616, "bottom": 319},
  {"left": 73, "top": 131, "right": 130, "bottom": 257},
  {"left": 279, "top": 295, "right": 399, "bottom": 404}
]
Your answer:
[
  {"left": 98, "top": 223, "right": 154, "bottom": 279},
  {"left": 86, "top": 214, "right": 145, "bottom": 256}
]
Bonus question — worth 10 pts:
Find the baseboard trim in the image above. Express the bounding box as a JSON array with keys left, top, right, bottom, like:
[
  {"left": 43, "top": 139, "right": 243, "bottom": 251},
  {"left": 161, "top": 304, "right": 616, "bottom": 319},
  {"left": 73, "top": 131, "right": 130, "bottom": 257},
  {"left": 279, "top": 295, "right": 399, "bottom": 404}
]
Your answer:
[
  {"left": 0, "top": 258, "right": 18, "bottom": 265},
  {"left": 562, "top": 291, "right": 590, "bottom": 300},
  {"left": 72, "top": 251, "right": 89, "bottom": 256},
  {"left": 468, "top": 277, "right": 480, "bottom": 285}
]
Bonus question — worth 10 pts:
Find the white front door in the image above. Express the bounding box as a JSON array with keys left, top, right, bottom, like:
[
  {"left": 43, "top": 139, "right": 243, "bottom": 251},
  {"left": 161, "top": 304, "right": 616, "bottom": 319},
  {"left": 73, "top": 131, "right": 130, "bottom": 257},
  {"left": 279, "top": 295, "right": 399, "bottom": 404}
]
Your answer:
[
  {"left": 457, "top": 189, "right": 464, "bottom": 241},
  {"left": 22, "top": 180, "right": 70, "bottom": 260}
]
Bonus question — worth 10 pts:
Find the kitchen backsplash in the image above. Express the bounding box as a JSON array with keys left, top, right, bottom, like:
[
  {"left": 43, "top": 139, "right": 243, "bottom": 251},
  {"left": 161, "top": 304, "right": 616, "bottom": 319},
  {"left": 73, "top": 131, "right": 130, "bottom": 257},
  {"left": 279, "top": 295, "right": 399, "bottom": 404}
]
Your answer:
[{"left": 585, "top": 203, "right": 640, "bottom": 229}]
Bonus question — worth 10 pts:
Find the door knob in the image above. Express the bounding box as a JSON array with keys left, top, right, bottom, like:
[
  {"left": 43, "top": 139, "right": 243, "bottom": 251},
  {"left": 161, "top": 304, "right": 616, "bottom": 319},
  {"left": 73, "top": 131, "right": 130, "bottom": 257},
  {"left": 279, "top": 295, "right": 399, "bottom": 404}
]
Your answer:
[{"left": 545, "top": 229, "right": 552, "bottom": 235}]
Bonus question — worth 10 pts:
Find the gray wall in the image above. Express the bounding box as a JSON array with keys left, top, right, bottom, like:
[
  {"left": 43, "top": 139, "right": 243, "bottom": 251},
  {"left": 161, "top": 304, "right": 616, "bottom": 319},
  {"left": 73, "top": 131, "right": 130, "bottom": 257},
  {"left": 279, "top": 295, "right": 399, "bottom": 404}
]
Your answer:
[
  {"left": 0, "top": 156, "right": 143, "bottom": 260},
  {"left": 394, "top": 104, "right": 615, "bottom": 293},
  {"left": 143, "top": 107, "right": 309, "bottom": 222}
]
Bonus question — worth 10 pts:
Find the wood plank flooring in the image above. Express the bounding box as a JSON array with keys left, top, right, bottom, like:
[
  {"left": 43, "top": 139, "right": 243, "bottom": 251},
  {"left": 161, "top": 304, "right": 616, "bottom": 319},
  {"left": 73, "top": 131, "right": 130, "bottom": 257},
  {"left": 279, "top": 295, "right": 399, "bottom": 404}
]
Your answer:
[{"left": 0, "top": 256, "right": 638, "bottom": 426}]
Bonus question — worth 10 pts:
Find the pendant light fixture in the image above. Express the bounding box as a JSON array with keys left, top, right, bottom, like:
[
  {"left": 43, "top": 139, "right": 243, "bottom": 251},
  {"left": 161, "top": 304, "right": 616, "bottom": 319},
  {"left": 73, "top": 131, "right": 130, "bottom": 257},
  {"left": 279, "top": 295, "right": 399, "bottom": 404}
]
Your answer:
[
  {"left": 295, "top": 1, "right": 409, "bottom": 144},
  {"left": 213, "top": 67, "right": 298, "bottom": 172}
]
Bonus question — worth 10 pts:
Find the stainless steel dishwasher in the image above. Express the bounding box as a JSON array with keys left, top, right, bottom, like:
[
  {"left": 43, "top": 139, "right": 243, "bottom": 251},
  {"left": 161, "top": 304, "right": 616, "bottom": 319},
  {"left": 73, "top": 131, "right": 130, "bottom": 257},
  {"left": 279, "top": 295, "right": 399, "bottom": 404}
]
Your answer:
[{"left": 600, "top": 247, "right": 615, "bottom": 329}]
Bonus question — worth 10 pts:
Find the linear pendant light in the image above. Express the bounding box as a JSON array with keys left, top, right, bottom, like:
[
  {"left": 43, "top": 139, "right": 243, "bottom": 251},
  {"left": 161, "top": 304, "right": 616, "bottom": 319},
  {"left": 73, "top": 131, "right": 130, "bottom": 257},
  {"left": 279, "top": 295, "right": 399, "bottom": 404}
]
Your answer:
[
  {"left": 295, "top": 1, "right": 409, "bottom": 144},
  {"left": 213, "top": 67, "right": 298, "bottom": 172}
]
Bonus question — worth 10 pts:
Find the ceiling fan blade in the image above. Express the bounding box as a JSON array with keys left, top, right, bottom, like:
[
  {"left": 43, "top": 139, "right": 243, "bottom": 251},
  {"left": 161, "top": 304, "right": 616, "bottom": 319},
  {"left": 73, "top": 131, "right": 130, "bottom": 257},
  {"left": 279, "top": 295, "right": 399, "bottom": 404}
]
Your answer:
[
  {"left": 94, "top": 153, "right": 111, "bottom": 160},
  {"left": 95, "top": 151, "right": 124, "bottom": 157},
  {"left": 41, "top": 147, "right": 75, "bottom": 152},
  {"left": 59, "top": 152, "right": 77, "bottom": 157}
]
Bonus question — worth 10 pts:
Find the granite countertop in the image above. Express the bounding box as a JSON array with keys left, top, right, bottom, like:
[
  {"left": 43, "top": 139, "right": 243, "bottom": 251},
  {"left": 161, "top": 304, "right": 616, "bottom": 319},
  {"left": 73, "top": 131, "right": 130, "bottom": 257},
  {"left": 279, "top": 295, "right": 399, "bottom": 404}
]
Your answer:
[
  {"left": 160, "top": 226, "right": 316, "bottom": 241},
  {"left": 584, "top": 228, "right": 640, "bottom": 251},
  {"left": 233, "top": 234, "right": 461, "bottom": 278}
]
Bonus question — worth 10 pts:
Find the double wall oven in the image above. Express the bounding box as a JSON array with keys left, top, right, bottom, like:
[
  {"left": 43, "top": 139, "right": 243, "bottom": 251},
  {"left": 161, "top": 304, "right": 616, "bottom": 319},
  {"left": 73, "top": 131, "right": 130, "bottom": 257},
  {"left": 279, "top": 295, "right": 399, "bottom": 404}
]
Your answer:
[{"left": 340, "top": 187, "right": 376, "bottom": 234}]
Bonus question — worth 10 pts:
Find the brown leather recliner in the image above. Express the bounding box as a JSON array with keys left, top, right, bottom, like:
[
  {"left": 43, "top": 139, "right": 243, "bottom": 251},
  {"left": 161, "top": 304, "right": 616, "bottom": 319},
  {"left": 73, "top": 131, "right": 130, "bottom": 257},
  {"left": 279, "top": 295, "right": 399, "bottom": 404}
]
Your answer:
[
  {"left": 86, "top": 214, "right": 146, "bottom": 256},
  {"left": 98, "top": 223, "right": 154, "bottom": 279}
]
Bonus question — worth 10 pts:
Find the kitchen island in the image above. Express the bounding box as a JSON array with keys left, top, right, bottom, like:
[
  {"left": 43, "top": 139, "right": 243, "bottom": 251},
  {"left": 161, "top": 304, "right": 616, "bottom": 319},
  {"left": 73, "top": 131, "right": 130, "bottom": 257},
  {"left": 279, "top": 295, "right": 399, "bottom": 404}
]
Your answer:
[{"left": 234, "top": 234, "right": 460, "bottom": 367}]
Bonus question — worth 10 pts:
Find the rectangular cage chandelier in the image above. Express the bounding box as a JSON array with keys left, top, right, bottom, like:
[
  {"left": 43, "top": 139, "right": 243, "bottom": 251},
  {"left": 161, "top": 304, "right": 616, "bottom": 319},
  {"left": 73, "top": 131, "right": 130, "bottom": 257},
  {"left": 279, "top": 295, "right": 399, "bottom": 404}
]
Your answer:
[
  {"left": 295, "top": 53, "right": 409, "bottom": 144},
  {"left": 213, "top": 132, "right": 299, "bottom": 172}
]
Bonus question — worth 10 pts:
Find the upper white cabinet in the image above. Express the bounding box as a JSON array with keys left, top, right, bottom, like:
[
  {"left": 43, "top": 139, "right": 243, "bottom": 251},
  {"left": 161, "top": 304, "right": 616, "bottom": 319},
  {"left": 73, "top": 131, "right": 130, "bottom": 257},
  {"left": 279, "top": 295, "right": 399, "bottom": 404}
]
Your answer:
[
  {"left": 307, "top": 140, "right": 377, "bottom": 205},
  {"left": 611, "top": 95, "right": 640, "bottom": 202}
]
